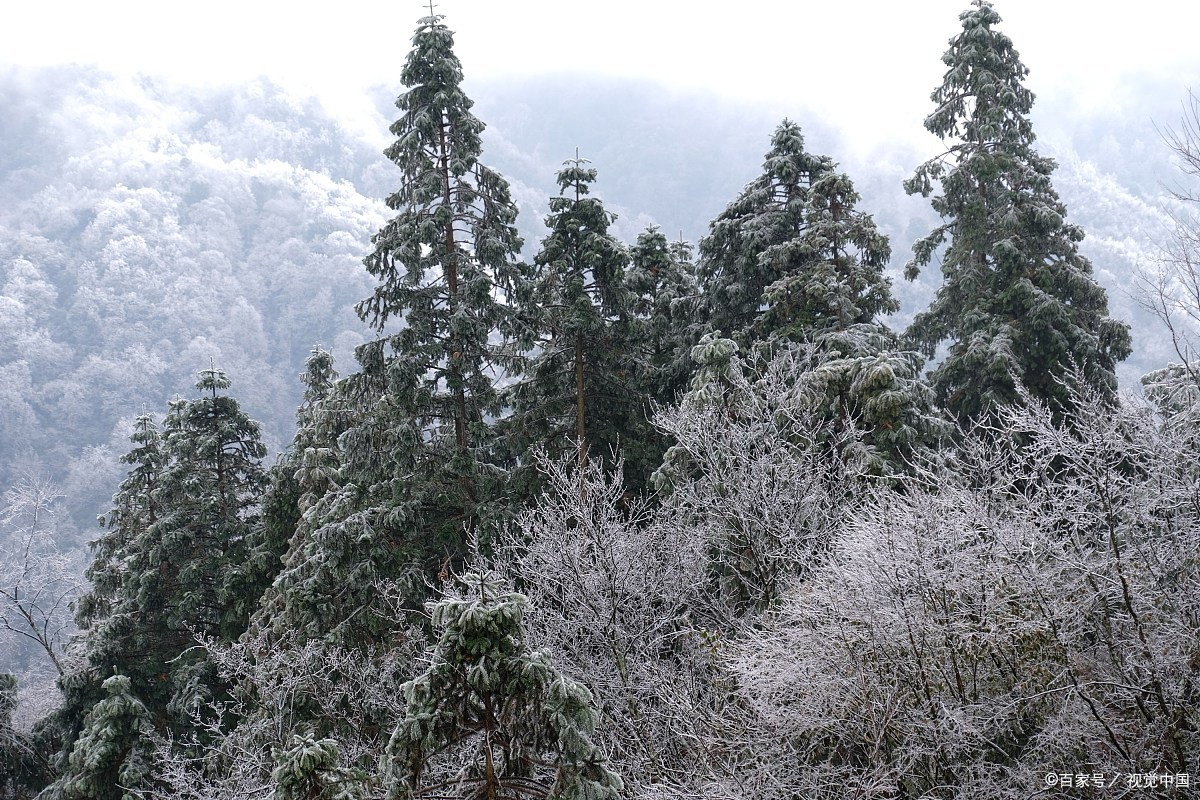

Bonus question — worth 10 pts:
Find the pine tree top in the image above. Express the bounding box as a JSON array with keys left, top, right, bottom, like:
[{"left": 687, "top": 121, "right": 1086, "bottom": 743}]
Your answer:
[
  {"left": 196, "top": 364, "right": 232, "bottom": 395},
  {"left": 555, "top": 154, "right": 598, "bottom": 197},
  {"left": 388, "top": 13, "right": 482, "bottom": 187},
  {"left": 903, "top": 0, "right": 1132, "bottom": 423},
  {"left": 926, "top": 0, "right": 1033, "bottom": 146}
]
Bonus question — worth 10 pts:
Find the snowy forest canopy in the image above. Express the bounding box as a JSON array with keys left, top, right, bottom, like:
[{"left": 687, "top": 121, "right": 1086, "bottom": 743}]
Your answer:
[{"left": 2, "top": 2, "right": 1200, "bottom": 797}]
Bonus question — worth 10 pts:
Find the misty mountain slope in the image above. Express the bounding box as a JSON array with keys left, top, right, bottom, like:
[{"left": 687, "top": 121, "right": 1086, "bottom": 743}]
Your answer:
[
  {"left": 0, "top": 67, "right": 386, "bottom": 523},
  {"left": 466, "top": 76, "right": 805, "bottom": 247},
  {"left": 1045, "top": 144, "right": 1176, "bottom": 389}
]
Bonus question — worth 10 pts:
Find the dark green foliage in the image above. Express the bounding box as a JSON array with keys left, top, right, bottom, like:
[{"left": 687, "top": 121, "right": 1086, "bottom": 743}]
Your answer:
[
  {"left": 756, "top": 168, "right": 894, "bottom": 340},
  {"left": 626, "top": 230, "right": 700, "bottom": 406},
  {"left": 41, "top": 369, "right": 267, "bottom": 799},
  {"left": 355, "top": 11, "right": 526, "bottom": 531},
  {"left": 253, "top": 14, "right": 527, "bottom": 648},
  {"left": 698, "top": 119, "right": 820, "bottom": 344},
  {"left": 904, "top": 0, "right": 1131, "bottom": 424},
  {"left": 58, "top": 675, "right": 154, "bottom": 800},
  {"left": 696, "top": 121, "right": 943, "bottom": 474},
  {"left": 622, "top": 228, "right": 701, "bottom": 486},
  {"left": 357, "top": 12, "right": 526, "bottom": 452},
  {"left": 781, "top": 327, "right": 946, "bottom": 476},
  {"left": 99, "top": 367, "right": 266, "bottom": 716},
  {"left": 698, "top": 119, "right": 895, "bottom": 347},
  {"left": 36, "top": 416, "right": 164, "bottom": 798},
  {"left": 12, "top": 10, "right": 1185, "bottom": 798},
  {"left": 289, "top": 347, "right": 343, "bottom": 514},
  {"left": 176, "top": 363, "right": 411, "bottom": 800},
  {"left": 506, "top": 157, "right": 653, "bottom": 496},
  {"left": 130, "top": 367, "right": 268, "bottom": 646},
  {"left": 75, "top": 415, "right": 162, "bottom": 629},
  {"left": 241, "top": 348, "right": 342, "bottom": 637},
  {"left": 87, "top": 368, "right": 266, "bottom": 657},
  {"left": 384, "top": 570, "right": 622, "bottom": 800}
]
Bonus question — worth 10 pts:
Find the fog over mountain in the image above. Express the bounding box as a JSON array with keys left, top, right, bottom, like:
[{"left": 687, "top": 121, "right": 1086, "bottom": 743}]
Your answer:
[{"left": 0, "top": 63, "right": 1187, "bottom": 528}]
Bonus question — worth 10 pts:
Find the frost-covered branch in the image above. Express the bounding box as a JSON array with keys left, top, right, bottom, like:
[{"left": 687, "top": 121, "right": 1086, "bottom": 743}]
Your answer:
[
  {"left": 1140, "top": 89, "right": 1200, "bottom": 383},
  {"left": 147, "top": 606, "right": 418, "bottom": 800},
  {"left": 495, "top": 454, "right": 727, "bottom": 794},
  {"left": 712, "top": 383, "right": 1200, "bottom": 798},
  {"left": 0, "top": 474, "right": 83, "bottom": 677}
]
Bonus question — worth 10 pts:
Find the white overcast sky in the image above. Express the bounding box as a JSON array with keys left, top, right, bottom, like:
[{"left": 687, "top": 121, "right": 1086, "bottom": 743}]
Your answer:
[{"left": 3, "top": 1, "right": 1199, "bottom": 152}]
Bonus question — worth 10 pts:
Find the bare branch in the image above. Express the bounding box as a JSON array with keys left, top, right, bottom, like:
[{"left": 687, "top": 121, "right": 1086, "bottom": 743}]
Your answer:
[{"left": 0, "top": 473, "right": 83, "bottom": 677}]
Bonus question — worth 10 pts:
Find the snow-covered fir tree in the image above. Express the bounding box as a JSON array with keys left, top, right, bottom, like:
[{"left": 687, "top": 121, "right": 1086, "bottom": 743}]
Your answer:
[
  {"left": 74, "top": 414, "right": 162, "bottom": 629},
  {"left": 15, "top": 8, "right": 1200, "bottom": 800},
  {"left": 253, "top": 12, "right": 529, "bottom": 650},
  {"left": 622, "top": 227, "right": 702, "bottom": 486},
  {"left": 904, "top": 0, "right": 1131, "bottom": 424},
  {"left": 270, "top": 730, "right": 367, "bottom": 800},
  {"left": 40, "top": 368, "right": 267, "bottom": 799},
  {"left": 505, "top": 156, "right": 648, "bottom": 497},
  {"left": 698, "top": 120, "right": 944, "bottom": 474},
  {"left": 240, "top": 347, "right": 343, "bottom": 635},
  {"left": 626, "top": 229, "right": 699, "bottom": 406},
  {"left": 699, "top": 119, "right": 831, "bottom": 347}
]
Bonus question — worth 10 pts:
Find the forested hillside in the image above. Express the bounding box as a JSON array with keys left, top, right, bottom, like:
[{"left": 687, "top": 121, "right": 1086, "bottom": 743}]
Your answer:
[
  {"left": 2, "top": 2, "right": 1199, "bottom": 797},
  {"left": 0, "top": 68, "right": 387, "bottom": 523}
]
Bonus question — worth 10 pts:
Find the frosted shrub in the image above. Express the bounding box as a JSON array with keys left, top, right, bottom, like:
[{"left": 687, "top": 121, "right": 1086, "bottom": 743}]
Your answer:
[{"left": 720, "top": 387, "right": 1200, "bottom": 798}]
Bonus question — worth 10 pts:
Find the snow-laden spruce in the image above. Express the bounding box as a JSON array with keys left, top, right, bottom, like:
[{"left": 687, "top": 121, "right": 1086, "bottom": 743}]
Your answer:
[{"left": 904, "top": 0, "right": 1131, "bottom": 423}]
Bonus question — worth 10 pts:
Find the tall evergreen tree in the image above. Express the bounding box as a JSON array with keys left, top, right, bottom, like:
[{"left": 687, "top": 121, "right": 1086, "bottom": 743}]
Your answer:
[
  {"left": 623, "top": 228, "right": 701, "bottom": 475},
  {"left": 213, "top": 350, "right": 403, "bottom": 786},
  {"left": 253, "top": 13, "right": 526, "bottom": 649},
  {"left": 698, "top": 119, "right": 897, "bottom": 348},
  {"left": 31, "top": 416, "right": 165, "bottom": 798},
  {"left": 506, "top": 156, "right": 646, "bottom": 495},
  {"left": 697, "top": 121, "right": 943, "bottom": 473},
  {"left": 626, "top": 229, "right": 700, "bottom": 408},
  {"left": 75, "top": 414, "right": 163, "bottom": 629},
  {"left": 138, "top": 367, "right": 269, "bottom": 647},
  {"left": 353, "top": 9, "right": 526, "bottom": 536},
  {"left": 756, "top": 168, "right": 895, "bottom": 339},
  {"left": 904, "top": 0, "right": 1131, "bottom": 424},
  {"left": 241, "top": 347, "right": 342, "bottom": 630},
  {"left": 358, "top": 9, "right": 526, "bottom": 459},
  {"left": 699, "top": 121, "right": 835, "bottom": 346},
  {"left": 288, "top": 347, "right": 343, "bottom": 515}
]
